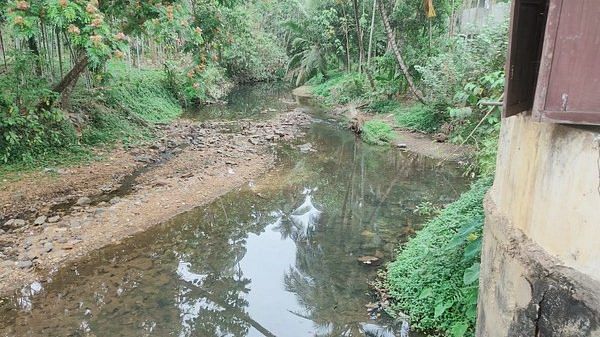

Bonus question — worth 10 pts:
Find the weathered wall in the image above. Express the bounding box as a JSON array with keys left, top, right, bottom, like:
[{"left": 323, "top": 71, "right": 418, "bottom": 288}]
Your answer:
[
  {"left": 477, "top": 114, "right": 600, "bottom": 337},
  {"left": 459, "top": 2, "right": 510, "bottom": 34}
]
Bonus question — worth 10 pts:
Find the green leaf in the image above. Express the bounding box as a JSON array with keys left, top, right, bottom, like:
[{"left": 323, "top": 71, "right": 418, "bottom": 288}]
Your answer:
[
  {"left": 418, "top": 288, "right": 433, "bottom": 299},
  {"left": 434, "top": 300, "right": 454, "bottom": 318},
  {"left": 463, "top": 262, "right": 481, "bottom": 285},
  {"left": 450, "top": 322, "right": 469, "bottom": 337},
  {"left": 462, "top": 237, "right": 482, "bottom": 262}
]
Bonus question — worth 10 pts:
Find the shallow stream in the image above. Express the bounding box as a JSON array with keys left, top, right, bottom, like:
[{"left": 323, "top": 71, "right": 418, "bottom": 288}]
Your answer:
[{"left": 0, "top": 85, "right": 470, "bottom": 337}]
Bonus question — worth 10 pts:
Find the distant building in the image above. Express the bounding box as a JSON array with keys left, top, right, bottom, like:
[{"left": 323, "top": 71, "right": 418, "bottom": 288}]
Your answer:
[
  {"left": 477, "top": 0, "right": 600, "bottom": 336},
  {"left": 458, "top": 0, "right": 511, "bottom": 35}
]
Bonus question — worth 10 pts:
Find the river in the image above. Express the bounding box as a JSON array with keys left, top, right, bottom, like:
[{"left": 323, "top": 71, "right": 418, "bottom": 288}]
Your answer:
[{"left": 0, "top": 84, "right": 470, "bottom": 337}]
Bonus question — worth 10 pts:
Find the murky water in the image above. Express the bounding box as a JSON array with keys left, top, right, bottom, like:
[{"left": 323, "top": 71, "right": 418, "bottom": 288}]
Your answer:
[
  {"left": 183, "top": 82, "right": 294, "bottom": 122},
  {"left": 0, "top": 86, "right": 470, "bottom": 337}
]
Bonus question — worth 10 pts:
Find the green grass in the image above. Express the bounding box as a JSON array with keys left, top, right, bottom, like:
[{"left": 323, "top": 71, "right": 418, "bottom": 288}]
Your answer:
[
  {"left": 367, "top": 99, "right": 402, "bottom": 114},
  {"left": 395, "top": 104, "right": 445, "bottom": 133},
  {"left": 105, "top": 62, "right": 183, "bottom": 123},
  {"left": 361, "top": 120, "right": 395, "bottom": 145},
  {"left": 386, "top": 177, "right": 493, "bottom": 337},
  {"left": 0, "top": 62, "right": 183, "bottom": 174}
]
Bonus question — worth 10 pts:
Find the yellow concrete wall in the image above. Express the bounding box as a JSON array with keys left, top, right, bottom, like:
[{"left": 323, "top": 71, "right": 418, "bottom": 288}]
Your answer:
[
  {"left": 477, "top": 114, "right": 600, "bottom": 337},
  {"left": 491, "top": 114, "right": 600, "bottom": 280}
]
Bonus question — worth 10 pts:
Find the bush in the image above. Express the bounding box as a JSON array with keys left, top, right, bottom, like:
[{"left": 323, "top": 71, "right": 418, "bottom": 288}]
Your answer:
[
  {"left": 386, "top": 177, "right": 493, "bottom": 337},
  {"left": 105, "top": 62, "right": 183, "bottom": 123},
  {"left": 361, "top": 120, "right": 395, "bottom": 145},
  {"left": 367, "top": 99, "right": 402, "bottom": 114},
  {"left": 0, "top": 107, "right": 79, "bottom": 164},
  {"left": 312, "top": 72, "right": 369, "bottom": 104},
  {"left": 395, "top": 104, "right": 445, "bottom": 133},
  {"left": 0, "top": 52, "right": 79, "bottom": 163}
]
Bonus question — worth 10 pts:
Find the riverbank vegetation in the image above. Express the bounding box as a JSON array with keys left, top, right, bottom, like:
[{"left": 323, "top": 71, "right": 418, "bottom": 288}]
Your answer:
[{"left": 0, "top": 0, "right": 287, "bottom": 168}]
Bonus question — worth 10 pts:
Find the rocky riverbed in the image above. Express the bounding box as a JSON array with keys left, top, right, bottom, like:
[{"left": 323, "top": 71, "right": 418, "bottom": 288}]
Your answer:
[{"left": 0, "top": 108, "right": 312, "bottom": 296}]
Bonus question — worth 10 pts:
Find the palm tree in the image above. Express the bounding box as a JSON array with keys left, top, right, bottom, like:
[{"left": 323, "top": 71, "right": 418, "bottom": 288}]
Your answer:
[{"left": 285, "top": 21, "right": 330, "bottom": 86}]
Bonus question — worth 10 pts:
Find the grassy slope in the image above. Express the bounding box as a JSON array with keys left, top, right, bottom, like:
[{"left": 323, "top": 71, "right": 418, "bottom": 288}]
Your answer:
[
  {"left": 386, "top": 177, "right": 493, "bottom": 337},
  {"left": 0, "top": 62, "right": 183, "bottom": 175}
]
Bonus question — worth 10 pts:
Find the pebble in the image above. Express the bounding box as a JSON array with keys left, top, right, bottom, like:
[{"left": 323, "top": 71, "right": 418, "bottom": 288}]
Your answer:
[
  {"left": 16, "top": 260, "right": 33, "bottom": 269},
  {"left": 43, "top": 243, "right": 53, "bottom": 253},
  {"left": 34, "top": 216, "right": 47, "bottom": 226},
  {"left": 47, "top": 216, "right": 61, "bottom": 223},
  {"left": 76, "top": 197, "right": 92, "bottom": 206},
  {"left": 3, "top": 219, "right": 26, "bottom": 229}
]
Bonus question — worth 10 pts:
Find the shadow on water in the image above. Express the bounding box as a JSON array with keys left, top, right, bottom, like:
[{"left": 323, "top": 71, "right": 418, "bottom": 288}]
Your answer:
[{"left": 0, "top": 86, "right": 470, "bottom": 337}]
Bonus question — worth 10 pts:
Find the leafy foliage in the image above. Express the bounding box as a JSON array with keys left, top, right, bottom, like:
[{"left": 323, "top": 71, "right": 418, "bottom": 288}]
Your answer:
[
  {"left": 386, "top": 177, "right": 493, "bottom": 337},
  {"left": 361, "top": 120, "right": 394, "bottom": 145},
  {"left": 395, "top": 104, "right": 443, "bottom": 133},
  {"left": 311, "top": 71, "right": 369, "bottom": 104}
]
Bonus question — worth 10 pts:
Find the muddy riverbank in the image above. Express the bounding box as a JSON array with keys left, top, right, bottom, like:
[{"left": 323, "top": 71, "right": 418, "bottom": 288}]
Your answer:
[{"left": 0, "top": 108, "right": 312, "bottom": 297}]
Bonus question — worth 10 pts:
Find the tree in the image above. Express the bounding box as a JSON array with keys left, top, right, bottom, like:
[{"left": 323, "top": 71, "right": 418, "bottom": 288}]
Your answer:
[{"left": 377, "top": 0, "right": 425, "bottom": 103}]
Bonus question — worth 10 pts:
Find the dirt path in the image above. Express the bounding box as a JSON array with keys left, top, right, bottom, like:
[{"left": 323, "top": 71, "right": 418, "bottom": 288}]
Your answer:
[{"left": 0, "top": 109, "right": 312, "bottom": 297}]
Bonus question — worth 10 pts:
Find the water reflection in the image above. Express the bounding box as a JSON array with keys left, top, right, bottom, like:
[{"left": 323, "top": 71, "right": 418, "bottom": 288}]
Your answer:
[
  {"left": 0, "top": 97, "right": 469, "bottom": 337},
  {"left": 183, "top": 82, "right": 294, "bottom": 122}
]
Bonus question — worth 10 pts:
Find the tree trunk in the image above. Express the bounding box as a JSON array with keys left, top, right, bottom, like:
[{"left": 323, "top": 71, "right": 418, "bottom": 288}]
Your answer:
[
  {"left": 341, "top": 7, "right": 352, "bottom": 71},
  {"left": 27, "top": 37, "right": 43, "bottom": 76},
  {"left": 56, "top": 27, "right": 63, "bottom": 77},
  {"left": 0, "top": 28, "right": 7, "bottom": 71},
  {"left": 55, "top": 54, "right": 88, "bottom": 108},
  {"left": 36, "top": 54, "right": 89, "bottom": 110},
  {"left": 367, "top": 0, "right": 377, "bottom": 66},
  {"left": 352, "top": 0, "right": 366, "bottom": 73},
  {"left": 377, "top": 0, "right": 426, "bottom": 103}
]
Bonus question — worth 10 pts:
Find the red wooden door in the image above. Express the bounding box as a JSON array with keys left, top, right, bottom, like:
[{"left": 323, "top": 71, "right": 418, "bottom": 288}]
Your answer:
[{"left": 533, "top": 0, "right": 600, "bottom": 125}]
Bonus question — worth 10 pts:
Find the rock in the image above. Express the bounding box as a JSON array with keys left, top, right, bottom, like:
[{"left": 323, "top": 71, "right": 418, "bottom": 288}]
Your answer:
[
  {"left": 2, "top": 219, "right": 14, "bottom": 229},
  {"left": 16, "top": 260, "right": 33, "bottom": 269},
  {"left": 299, "top": 143, "right": 316, "bottom": 153},
  {"left": 152, "top": 179, "right": 170, "bottom": 187},
  {"left": 357, "top": 256, "right": 381, "bottom": 266},
  {"left": 434, "top": 133, "right": 448, "bottom": 143},
  {"left": 43, "top": 167, "right": 66, "bottom": 174},
  {"left": 76, "top": 197, "right": 92, "bottom": 206},
  {"left": 3, "top": 219, "right": 26, "bottom": 230},
  {"left": 34, "top": 216, "right": 47, "bottom": 226},
  {"left": 47, "top": 215, "right": 61, "bottom": 223},
  {"left": 23, "top": 238, "right": 33, "bottom": 249},
  {"left": 109, "top": 197, "right": 121, "bottom": 205},
  {"left": 395, "top": 143, "right": 408, "bottom": 149},
  {"left": 134, "top": 155, "right": 154, "bottom": 163},
  {"left": 69, "top": 220, "right": 82, "bottom": 228},
  {"left": 43, "top": 242, "right": 53, "bottom": 253}
]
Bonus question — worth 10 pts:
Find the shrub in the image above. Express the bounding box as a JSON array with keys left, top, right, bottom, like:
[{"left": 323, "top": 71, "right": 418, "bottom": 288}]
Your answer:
[
  {"left": 361, "top": 120, "right": 395, "bottom": 145},
  {"left": 367, "top": 99, "right": 402, "bottom": 114},
  {"left": 386, "top": 177, "right": 493, "bottom": 337},
  {"left": 105, "top": 62, "right": 183, "bottom": 123},
  {"left": 312, "top": 72, "right": 369, "bottom": 105},
  {"left": 0, "top": 107, "right": 78, "bottom": 164},
  {"left": 395, "top": 104, "right": 445, "bottom": 133}
]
